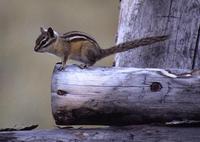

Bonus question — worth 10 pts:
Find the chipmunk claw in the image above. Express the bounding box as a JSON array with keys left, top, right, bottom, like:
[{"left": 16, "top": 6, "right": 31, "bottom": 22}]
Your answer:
[
  {"left": 79, "top": 64, "right": 89, "bottom": 69},
  {"left": 58, "top": 66, "right": 64, "bottom": 71}
]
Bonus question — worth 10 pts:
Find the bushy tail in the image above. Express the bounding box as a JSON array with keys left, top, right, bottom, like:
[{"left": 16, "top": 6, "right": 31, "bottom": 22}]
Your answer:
[{"left": 99, "top": 35, "right": 168, "bottom": 59}]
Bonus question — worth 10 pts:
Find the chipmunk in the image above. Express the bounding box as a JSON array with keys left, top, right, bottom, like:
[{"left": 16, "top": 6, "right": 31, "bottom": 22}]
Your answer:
[{"left": 34, "top": 27, "right": 168, "bottom": 69}]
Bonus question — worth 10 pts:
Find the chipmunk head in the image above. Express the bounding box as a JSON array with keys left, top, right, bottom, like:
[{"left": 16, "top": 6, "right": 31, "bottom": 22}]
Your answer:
[{"left": 34, "top": 27, "right": 58, "bottom": 52}]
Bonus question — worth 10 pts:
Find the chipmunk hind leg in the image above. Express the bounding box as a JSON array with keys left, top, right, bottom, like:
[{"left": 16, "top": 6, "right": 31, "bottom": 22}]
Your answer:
[{"left": 79, "top": 47, "right": 98, "bottom": 69}]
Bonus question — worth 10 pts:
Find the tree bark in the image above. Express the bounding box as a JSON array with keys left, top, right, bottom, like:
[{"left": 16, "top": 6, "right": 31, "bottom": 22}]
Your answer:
[
  {"left": 115, "top": 0, "right": 200, "bottom": 69},
  {"left": 51, "top": 64, "right": 200, "bottom": 125},
  {"left": 1, "top": 126, "right": 200, "bottom": 142}
]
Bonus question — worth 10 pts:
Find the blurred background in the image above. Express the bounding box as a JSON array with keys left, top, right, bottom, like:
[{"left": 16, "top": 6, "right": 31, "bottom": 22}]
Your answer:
[{"left": 0, "top": 0, "right": 119, "bottom": 128}]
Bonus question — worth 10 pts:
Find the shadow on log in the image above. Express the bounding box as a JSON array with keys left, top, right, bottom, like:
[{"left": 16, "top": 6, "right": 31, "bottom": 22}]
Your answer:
[{"left": 51, "top": 64, "right": 200, "bottom": 126}]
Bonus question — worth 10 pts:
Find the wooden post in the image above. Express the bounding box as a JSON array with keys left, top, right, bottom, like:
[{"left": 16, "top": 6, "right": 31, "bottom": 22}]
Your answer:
[
  {"left": 115, "top": 0, "right": 200, "bottom": 69},
  {"left": 51, "top": 64, "right": 200, "bottom": 125}
]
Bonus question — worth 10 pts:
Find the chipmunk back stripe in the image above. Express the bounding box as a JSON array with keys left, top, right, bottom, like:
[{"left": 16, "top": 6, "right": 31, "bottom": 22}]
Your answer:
[
  {"left": 62, "top": 31, "right": 100, "bottom": 48},
  {"left": 68, "top": 36, "right": 88, "bottom": 40}
]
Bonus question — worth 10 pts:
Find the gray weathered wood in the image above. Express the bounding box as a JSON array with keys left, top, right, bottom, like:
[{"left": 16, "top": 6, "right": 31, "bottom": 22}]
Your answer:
[
  {"left": 1, "top": 126, "right": 200, "bottom": 142},
  {"left": 51, "top": 64, "right": 200, "bottom": 125},
  {"left": 115, "top": 0, "right": 200, "bottom": 69}
]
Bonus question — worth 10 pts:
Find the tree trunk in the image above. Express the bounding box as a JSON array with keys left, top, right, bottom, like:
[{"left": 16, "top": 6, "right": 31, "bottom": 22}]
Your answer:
[{"left": 115, "top": 0, "right": 200, "bottom": 69}]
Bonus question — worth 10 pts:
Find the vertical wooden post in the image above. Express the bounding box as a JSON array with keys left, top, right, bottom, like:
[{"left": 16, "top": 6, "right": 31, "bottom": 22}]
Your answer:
[{"left": 115, "top": 0, "right": 200, "bottom": 69}]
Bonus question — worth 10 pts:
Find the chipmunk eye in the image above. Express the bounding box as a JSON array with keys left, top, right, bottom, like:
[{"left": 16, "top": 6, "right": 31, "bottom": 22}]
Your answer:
[
  {"left": 36, "top": 35, "right": 44, "bottom": 44},
  {"left": 40, "top": 36, "right": 49, "bottom": 45},
  {"left": 41, "top": 39, "right": 47, "bottom": 45}
]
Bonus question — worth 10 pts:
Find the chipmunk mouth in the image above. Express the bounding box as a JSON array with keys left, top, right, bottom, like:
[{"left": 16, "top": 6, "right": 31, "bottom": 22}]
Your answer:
[
  {"left": 34, "top": 46, "right": 43, "bottom": 52},
  {"left": 34, "top": 47, "right": 38, "bottom": 52},
  {"left": 34, "top": 46, "right": 40, "bottom": 52}
]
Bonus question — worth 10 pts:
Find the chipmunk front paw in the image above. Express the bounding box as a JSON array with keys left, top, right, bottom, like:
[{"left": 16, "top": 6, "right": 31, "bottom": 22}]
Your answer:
[
  {"left": 58, "top": 66, "right": 64, "bottom": 71},
  {"left": 79, "top": 64, "right": 89, "bottom": 69}
]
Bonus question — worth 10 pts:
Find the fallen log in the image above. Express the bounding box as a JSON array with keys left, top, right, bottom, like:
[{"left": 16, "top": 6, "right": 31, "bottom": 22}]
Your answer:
[
  {"left": 51, "top": 64, "right": 200, "bottom": 125},
  {"left": 1, "top": 126, "right": 200, "bottom": 142}
]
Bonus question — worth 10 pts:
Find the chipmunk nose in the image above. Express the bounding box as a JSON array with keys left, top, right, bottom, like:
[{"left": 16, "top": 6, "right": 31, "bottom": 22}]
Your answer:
[{"left": 34, "top": 46, "right": 39, "bottom": 52}]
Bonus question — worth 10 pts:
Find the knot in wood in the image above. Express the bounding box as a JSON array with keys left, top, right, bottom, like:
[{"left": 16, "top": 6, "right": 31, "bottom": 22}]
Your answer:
[
  {"left": 57, "top": 90, "right": 68, "bottom": 96},
  {"left": 150, "top": 82, "right": 162, "bottom": 92}
]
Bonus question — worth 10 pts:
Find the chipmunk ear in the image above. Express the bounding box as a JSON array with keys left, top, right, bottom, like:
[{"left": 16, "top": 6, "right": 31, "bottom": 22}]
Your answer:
[
  {"left": 40, "top": 27, "right": 46, "bottom": 33},
  {"left": 47, "top": 27, "right": 55, "bottom": 38}
]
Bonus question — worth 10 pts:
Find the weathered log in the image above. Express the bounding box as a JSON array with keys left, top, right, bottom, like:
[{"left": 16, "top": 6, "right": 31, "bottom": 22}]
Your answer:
[
  {"left": 1, "top": 126, "right": 200, "bottom": 142},
  {"left": 115, "top": 0, "right": 200, "bottom": 69},
  {"left": 51, "top": 64, "right": 200, "bottom": 125}
]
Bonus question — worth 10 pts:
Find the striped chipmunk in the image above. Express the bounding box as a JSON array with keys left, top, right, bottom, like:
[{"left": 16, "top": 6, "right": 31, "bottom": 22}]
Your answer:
[{"left": 34, "top": 27, "right": 168, "bottom": 70}]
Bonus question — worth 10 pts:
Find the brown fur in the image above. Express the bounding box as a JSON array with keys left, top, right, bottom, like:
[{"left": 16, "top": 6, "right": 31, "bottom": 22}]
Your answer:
[{"left": 34, "top": 28, "right": 168, "bottom": 68}]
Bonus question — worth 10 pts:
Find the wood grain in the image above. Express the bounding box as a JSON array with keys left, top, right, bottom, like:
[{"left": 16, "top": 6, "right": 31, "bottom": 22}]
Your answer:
[
  {"left": 51, "top": 64, "right": 200, "bottom": 125},
  {"left": 1, "top": 126, "right": 200, "bottom": 142},
  {"left": 115, "top": 0, "right": 200, "bottom": 69}
]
